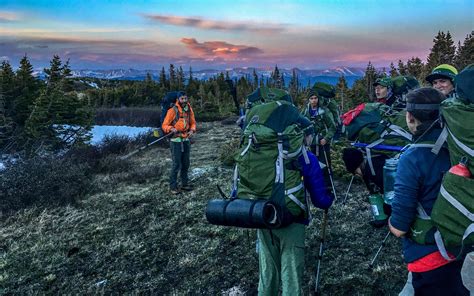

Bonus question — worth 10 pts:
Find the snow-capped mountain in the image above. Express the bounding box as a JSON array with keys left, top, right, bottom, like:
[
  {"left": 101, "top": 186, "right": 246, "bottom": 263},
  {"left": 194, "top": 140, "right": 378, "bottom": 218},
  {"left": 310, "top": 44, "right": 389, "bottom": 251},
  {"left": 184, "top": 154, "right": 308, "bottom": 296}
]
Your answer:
[{"left": 33, "top": 66, "right": 366, "bottom": 87}]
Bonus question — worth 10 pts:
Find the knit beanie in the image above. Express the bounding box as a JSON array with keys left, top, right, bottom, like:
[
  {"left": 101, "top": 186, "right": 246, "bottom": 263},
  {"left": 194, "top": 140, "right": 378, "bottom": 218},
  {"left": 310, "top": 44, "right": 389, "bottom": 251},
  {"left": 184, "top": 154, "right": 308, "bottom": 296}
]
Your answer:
[
  {"left": 308, "top": 89, "right": 316, "bottom": 99},
  {"left": 342, "top": 148, "right": 364, "bottom": 174},
  {"left": 426, "top": 64, "right": 458, "bottom": 84}
]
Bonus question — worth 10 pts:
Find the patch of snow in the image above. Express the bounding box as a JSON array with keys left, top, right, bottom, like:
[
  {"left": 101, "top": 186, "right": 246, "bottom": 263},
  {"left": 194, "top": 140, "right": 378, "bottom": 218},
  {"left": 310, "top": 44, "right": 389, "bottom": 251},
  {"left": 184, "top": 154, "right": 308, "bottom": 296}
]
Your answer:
[{"left": 89, "top": 125, "right": 153, "bottom": 145}]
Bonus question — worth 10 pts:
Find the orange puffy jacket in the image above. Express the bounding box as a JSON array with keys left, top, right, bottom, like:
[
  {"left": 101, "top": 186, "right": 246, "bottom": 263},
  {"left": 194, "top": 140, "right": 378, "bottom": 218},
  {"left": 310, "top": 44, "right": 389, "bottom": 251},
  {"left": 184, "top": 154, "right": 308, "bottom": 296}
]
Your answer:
[{"left": 161, "top": 102, "right": 196, "bottom": 139}]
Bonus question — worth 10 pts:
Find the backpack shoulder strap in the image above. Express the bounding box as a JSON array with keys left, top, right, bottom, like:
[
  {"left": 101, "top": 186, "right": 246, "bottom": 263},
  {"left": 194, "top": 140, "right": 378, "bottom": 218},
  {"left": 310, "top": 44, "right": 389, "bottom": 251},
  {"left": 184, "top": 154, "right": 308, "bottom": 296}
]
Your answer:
[{"left": 172, "top": 105, "right": 179, "bottom": 125}]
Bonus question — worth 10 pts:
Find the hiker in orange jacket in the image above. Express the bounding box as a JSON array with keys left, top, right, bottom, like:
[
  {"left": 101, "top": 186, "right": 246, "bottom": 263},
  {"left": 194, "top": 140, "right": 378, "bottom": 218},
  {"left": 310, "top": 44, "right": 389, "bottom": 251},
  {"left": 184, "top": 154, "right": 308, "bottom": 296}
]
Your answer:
[{"left": 161, "top": 93, "right": 196, "bottom": 194}]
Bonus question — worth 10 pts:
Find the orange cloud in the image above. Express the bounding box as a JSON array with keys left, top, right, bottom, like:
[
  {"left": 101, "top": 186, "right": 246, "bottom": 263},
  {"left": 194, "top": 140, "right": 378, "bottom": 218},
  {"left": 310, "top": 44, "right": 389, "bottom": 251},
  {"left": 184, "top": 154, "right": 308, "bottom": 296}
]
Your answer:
[
  {"left": 143, "top": 14, "right": 285, "bottom": 34},
  {"left": 181, "top": 38, "right": 263, "bottom": 59}
]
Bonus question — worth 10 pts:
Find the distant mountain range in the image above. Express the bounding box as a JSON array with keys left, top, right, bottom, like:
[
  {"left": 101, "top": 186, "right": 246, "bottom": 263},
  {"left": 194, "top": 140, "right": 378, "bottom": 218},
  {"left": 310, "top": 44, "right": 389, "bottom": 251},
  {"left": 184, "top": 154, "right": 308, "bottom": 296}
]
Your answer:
[{"left": 33, "top": 66, "right": 366, "bottom": 87}]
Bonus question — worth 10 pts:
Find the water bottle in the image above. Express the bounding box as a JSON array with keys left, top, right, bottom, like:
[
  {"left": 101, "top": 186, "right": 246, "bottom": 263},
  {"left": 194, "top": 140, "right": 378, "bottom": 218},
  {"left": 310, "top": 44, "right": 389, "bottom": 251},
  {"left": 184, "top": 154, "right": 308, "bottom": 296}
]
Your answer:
[
  {"left": 449, "top": 157, "right": 471, "bottom": 178},
  {"left": 368, "top": 193, "right": 388, "bottom": 221},
  {"left": 461, "top": 252, "right": 474, "bottom": 293},
  {"left": 383, "top": 158, "right": 399, "bottom": 205}
]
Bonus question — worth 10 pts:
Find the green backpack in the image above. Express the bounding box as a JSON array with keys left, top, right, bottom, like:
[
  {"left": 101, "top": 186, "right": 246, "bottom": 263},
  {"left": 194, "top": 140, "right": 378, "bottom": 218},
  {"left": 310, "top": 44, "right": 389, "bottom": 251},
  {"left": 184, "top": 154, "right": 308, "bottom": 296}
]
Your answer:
[
  {"left": 313, "top": 82, "right": 341, "bottom": 125},
  {"left": 234, "top": 99, "right": 308, "bottom": 223},
  {"left": 408, "top": 99, "right": 474, "bottom": 260},
  {"left": 430, "top": 99, "right": 474, "bottom": 259},
  {"left": 245, "top": 87, "right": 292, "bottom": 109},
  {"left": 343, "top": 103, "right": 412, "bottom": 171}
]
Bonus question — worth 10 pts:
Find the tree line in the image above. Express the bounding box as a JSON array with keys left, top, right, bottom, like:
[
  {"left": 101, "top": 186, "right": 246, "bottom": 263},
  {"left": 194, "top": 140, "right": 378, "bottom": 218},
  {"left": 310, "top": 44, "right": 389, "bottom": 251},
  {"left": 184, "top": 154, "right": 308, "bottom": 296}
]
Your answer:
[{"left": 0, "top": 30, "right": 472, "bottom": 156}]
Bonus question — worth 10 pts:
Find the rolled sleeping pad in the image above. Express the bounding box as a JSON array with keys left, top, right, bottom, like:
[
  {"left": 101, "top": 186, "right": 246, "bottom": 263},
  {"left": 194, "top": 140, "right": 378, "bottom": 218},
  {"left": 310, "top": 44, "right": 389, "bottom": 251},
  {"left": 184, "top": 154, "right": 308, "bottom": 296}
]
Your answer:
[{"left": 206, "top": 198, "right": 281, "bottom": 229}]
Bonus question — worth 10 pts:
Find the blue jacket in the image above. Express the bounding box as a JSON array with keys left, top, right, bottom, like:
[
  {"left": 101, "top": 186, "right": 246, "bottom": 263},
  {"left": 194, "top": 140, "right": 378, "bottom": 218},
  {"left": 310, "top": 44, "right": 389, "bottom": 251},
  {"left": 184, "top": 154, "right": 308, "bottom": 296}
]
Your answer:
[{"left": 390, "top": 127, "right": 450, "bottom": 263}]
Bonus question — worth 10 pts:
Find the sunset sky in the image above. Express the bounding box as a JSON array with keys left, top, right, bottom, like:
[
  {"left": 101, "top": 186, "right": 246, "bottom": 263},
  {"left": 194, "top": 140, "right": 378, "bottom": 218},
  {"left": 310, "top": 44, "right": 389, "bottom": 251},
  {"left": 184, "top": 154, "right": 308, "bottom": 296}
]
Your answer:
[{"left": 1, "top": 0, "right": 472, "bottom": 70}]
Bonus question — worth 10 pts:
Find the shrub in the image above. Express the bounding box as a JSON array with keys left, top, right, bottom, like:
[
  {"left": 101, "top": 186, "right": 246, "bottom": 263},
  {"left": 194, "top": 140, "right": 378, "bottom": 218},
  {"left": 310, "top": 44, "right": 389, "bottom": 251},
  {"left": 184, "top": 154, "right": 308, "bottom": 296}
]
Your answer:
[{"left": 0, "top": 157, "right": 93, "bottom": 214}]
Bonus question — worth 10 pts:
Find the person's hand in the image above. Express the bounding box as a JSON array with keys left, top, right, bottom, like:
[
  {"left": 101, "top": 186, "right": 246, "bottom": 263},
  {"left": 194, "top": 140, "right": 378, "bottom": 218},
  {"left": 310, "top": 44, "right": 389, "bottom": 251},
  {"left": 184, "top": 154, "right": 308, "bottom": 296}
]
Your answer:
[
  {"left": 319, "top": 138, "right": 327, "bottom": 146},
  {"left": 188, "top": 130, "right": 195, "bottom": 137},
  {"left": 170, "top": 127, "right": 177, "bottom": 134}
]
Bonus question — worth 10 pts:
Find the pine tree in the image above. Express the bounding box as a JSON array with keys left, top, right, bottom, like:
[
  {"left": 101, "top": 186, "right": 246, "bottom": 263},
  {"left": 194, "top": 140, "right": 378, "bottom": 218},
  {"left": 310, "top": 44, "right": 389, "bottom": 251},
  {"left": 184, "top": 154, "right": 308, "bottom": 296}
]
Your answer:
[
  {"left": 389, "top": 62, "right": 399, "bottom": 77},
  {"left": 364, "top": 61, "right": 377, "bottom": 101},
  {"left": 289, "top": 69, "right": 298, "bottom": 100},
  {"left": 169, "top": 64, "right": 176, "bottom": 90},
  {"left": 398, "top": 60, "right": 407, "bottom": 75},
  {"left": 14, "top": 55, "right": 40, "bottom": 127},
  {"left": 252, "top": 69, "right": 259, "bottom": 89},
  {"left": 177, "top": 66, "right": 185, "bottom": 90},
  {"left": 406, "top": 57, "right": 425, "bottom": 81},
  {"left": 336, "top": 75, "right": 348, "bottom": 111},
  {"left": 271, "top": 65, "right": 282, "bottom": 88},
  {"left": 60, "top": 59, "right": 74, "bottom": 93},
  {"left": 426, "top": 31, "right": 456, "bottom": 72},
  {"left": 44, "top": 55, "right": 63, "bottom": 87},
  {"left": 159, "top": 66, "right": 168, "bottom": 90},
  {"left": 0, "top": 60, "right": 16, "bottom": 118},
  {"left": 454, "top": 31, "right": 474, "bottom": 70},
  {"left": 24, "top": 57, "right": 93, "bottom": 154},
  {"left": 0, "top": 86, "right": 14, "bottom": 149}
]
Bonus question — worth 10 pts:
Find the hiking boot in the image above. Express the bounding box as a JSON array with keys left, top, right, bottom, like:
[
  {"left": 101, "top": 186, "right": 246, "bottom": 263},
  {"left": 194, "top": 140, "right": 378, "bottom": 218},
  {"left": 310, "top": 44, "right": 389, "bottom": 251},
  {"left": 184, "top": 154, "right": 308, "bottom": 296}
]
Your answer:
[
  {"left": 369, "top": 218, "right": 388, "bottom": 228},
  {"left": 181, "top": 184, "right": 194, "bottom": 191},
  {"left": 170, "top": 188, "right": 181, "bottom": 195}
]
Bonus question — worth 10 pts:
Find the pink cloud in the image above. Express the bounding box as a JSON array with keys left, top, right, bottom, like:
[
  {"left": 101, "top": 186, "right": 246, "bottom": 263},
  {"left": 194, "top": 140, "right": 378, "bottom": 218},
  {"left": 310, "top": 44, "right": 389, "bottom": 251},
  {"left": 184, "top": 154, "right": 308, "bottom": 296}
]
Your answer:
[
  {"left": 143, "top": 14, "right": 285, "bottom": 34},
  {"left": 0, "top": 11, "right": 20, "bottom": 22}
]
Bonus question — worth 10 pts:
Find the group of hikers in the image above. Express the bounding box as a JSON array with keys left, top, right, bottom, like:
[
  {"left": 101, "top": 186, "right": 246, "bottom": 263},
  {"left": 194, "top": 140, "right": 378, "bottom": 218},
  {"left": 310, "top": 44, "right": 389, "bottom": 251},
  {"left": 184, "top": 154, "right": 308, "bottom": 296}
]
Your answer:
[{"left": 159, "top": 63, "right": 474, "bottom": 295}]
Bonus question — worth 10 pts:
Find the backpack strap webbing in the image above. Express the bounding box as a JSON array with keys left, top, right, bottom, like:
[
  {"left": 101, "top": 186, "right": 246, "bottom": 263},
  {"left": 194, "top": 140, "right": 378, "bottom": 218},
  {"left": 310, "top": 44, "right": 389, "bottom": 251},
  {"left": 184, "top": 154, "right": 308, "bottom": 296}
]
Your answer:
[
  {"left": 447, "top": 126, "right": 474, "bottom": 157},
  {"left": 435, "top": 185, "right": 474, "bottom": 260}
]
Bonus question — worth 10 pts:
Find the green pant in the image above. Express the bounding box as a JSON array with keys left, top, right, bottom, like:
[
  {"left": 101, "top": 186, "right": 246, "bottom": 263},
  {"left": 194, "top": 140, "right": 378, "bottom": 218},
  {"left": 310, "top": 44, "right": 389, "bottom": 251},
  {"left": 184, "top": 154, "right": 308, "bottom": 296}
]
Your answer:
[
  {"left": 169, "top": 140, "right": 190, "bottom": 190},
  {"left": 257, "top": 223, "right": 305, "bottom": 296}
]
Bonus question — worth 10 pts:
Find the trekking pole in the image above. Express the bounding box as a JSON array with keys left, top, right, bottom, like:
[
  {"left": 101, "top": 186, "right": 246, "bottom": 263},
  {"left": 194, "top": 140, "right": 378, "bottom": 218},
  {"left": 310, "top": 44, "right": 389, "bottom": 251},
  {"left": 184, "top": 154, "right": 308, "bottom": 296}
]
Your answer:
[
  {"left": 322, "top": 147, "right": 338, "bottom": 201},
  {"left": 342, "top": 175, "right": 355, "bottom": 204},
  {"left": 315, "top": 209, "right": 329, "bottom": 295},
  {"left": 368, "top": 231, "right": 391, "bottom": 268},
  {"left": 119, "top": 132, "right": 172, "bottom": 160}
]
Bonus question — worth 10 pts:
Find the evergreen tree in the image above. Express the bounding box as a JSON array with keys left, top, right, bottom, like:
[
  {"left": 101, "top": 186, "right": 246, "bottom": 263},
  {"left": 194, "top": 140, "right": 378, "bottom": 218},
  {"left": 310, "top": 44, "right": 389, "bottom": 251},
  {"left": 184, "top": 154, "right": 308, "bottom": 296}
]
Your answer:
[
  {"left": 406, "top": 57, "right": 425, "bottom": 81},
  {"left": 454, "top": 31, "right": 474, "bottom": 70},
  {"left": 252, "top": 69, "right": 259, "bottom": 89},
  {"left": 159, "top": 66, "right": 168, "bottom": 89},
  {"left": 336, "top": 75, "right": 348, "bottom": 111},
  {"left": 14, "top": 55, "right": 40, "bottom": 126},
  {"left": 426, "top": 31, "right": 456, "bottom": 72},
  {"left": 389, "top": 62, "right": 399, "bottom": 77},
  {"left": 44, "top": 55, "right": 63, "bottom": 87},
  {"left": 364, "top": 61, "right": 377, "bottom": 101},
  {"left": 169, "top": 64, "right": 176, "bottom": 90},
  {"left": 60, "top": 59, "right": 74, "bottom": 93},
  {"left": 289, "top": 69, "right": 298, "bottom": 100},
  {"left": 0, "top": 86, "right": 14, "bottom": 149},
  {"left": 24, "top": 57, "right": 93, "bottom": 155},
  {"left": 398, "top": 60, "right": 407, "bottom": 75},
  {"left": 271, "top": 65, "right": 282, "bottom": 88},
  {"left": 177, "top": 66, "right": 185, "bottom": 90},
  {"left": 0, "top": 60, "right": 16, "bottom": 118}
]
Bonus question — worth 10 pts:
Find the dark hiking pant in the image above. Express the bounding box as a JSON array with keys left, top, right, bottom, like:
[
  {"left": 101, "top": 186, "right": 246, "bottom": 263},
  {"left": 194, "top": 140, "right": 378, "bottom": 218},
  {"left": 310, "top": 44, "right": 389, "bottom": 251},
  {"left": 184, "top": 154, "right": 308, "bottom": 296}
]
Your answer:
[
  {"left": 412, "top": 259, "right": 469, "bottom": 296},
  {"left": 169, "top": 140, "right": 190, "bottom": 190}
]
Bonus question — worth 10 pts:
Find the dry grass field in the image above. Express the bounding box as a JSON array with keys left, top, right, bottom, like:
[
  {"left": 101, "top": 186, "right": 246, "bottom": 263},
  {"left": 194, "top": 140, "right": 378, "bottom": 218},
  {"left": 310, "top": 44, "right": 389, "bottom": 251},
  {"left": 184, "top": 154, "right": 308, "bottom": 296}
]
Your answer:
[{"left": 0, "top": 121, "right": 407, "bottom": 295}]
